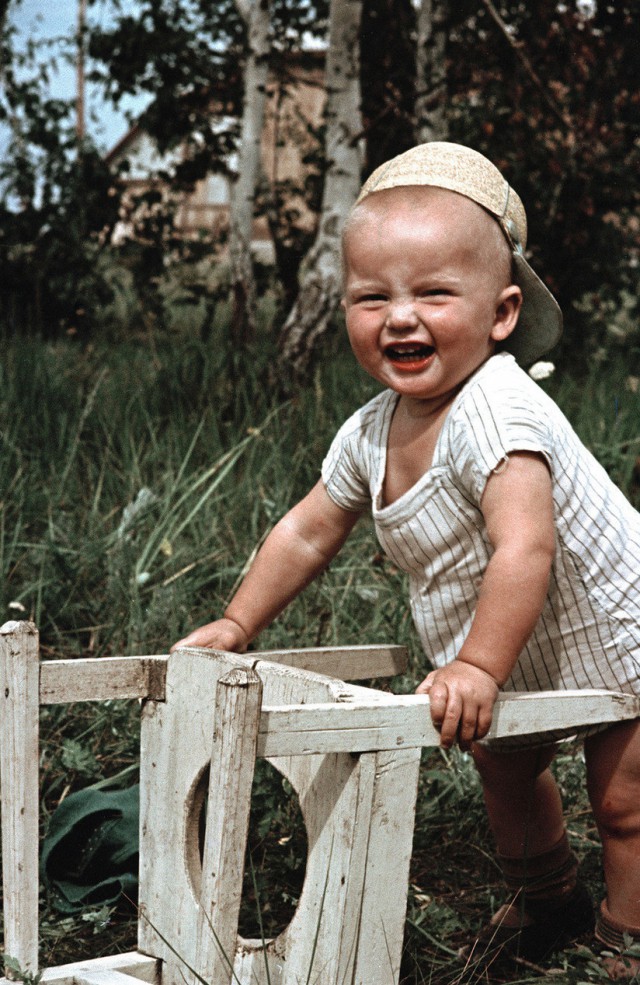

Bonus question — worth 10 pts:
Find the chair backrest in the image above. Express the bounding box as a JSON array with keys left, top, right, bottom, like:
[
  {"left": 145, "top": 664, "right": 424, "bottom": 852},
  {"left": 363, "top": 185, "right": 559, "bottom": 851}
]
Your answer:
[
  {"left": 137, "top": 646, "right": 426, "bottom": 985},
  {"left": 0, "top": 621, "right": 424, "bottom": 985}
]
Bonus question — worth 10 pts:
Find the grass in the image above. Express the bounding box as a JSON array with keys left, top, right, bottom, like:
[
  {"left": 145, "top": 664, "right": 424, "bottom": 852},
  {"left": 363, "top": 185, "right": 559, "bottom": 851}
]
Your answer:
[{"left": 1, "top": 328, "right": 639, "bottom": 983}]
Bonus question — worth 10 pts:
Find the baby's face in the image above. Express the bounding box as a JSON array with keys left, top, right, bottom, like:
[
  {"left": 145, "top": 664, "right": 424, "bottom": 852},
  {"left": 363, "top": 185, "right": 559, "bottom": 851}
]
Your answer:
[{"left": 341, "top": 186, "right": 522, "bottom": 411}]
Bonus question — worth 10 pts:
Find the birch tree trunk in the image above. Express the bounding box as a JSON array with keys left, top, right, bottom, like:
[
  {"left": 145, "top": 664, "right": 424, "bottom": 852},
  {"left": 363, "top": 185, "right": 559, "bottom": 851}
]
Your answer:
[
  {"left": 229, "top": 0, "right": 271, "bottom": 345},
  {"left": 415, "top": 0, "right": 449, "bottom": 143},
  {"left": 277, "top": 0, "right": 363, "bottom": 388}
]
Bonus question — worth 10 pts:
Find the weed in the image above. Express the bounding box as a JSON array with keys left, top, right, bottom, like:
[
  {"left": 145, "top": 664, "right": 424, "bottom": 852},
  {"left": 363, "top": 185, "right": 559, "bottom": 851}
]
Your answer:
[{"left": 1, "top": 956, "right": 42, "bottom": 985}]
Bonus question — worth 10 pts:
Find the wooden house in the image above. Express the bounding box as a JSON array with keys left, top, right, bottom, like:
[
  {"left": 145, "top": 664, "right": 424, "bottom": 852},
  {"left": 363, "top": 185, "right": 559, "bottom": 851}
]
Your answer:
[{"left": 105, "top": 54, "right": 325, "bottom": 260}]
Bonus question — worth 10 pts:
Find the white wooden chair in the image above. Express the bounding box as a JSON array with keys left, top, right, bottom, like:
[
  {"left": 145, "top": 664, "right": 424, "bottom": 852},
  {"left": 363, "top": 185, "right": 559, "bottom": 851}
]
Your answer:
[{"left": 1, "top": 620, "right": 638, "bottom": 985}]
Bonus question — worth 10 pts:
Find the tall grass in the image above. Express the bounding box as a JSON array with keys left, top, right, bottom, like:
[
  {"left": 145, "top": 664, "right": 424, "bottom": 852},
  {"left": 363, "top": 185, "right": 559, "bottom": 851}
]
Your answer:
[
  {"left": 3, "top": 330, "right": 639, "bottom": 982},
  {"left": 0, "top": 332, "right": 393, "bottom": 657},
  {"left": 4, "top": 334, "right": 638, "bottom": 662}
]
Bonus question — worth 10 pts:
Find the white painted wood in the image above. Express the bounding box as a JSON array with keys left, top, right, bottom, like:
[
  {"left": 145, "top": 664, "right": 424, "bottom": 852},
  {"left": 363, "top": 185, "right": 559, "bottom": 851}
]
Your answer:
[
  {"left": 489, "top": 689, "right": 640, "bottom": 736},
  {"left": 256, "top": 750, "right": 371, "bottom": 984},
  {"left": 36, "top": 644, "right": 407, "bottom": 706},
  {"left": 138, "top": 648, "right": 263, "bottom": 985},
  {"left": 258, "top": 689, "right": 640, "bottom": 756},
  {"left": 258, "top": 700, "right": 429, "bottom": 754},
  {"left": 231, "top": 745, "right": 421, "bottom": 985},
  {"left": 70, "top": 969, "right": 153, "bottom": 985},
  {"left": 352, "top": 748, "right": 422, "bottom": 983},
  {"left": 138, "top": 647, "right": 421, "bottom": 985},
  {"left": 231, "top": 655, "right": 421, "bottom": 985},
  {"left": 253, "top": 644, "right": 408, "bottom": 680},
  {"left": 195, "top": 668, "right": 262, "bottom": 985},
  {"left": 4, "top": 629, "right": 638, "bottom": 985},
  {"left": 39, "top": 656, "right": 167, "bottom": 704},
  {"left": 0, "top": 620, "right": 40, "bottom": 977},
  {"left": 334, "top": 751, "right": 378, "bottom": 984},
  {"left": 37, "top": 953, "right": 159, "bottom": 985}
]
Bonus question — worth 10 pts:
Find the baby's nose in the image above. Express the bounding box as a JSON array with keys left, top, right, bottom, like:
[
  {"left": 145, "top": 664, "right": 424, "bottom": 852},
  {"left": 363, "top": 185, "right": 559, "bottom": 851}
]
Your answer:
[{"left": 385, "top": 299, "right": 419, "bottom": 330}]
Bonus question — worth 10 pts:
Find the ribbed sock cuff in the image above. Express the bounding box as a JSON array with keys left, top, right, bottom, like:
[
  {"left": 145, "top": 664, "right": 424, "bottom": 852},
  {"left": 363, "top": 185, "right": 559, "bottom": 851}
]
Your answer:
[
  {"left": 596, "top": 899, "right": 640, "bottom": 951},
  {"left": 498, "top": 832, "right": 578, "bottom": 902}
]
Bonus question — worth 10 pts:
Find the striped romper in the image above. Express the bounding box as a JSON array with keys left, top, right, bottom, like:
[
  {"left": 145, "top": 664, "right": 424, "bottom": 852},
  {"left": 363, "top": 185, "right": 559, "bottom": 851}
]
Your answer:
[{"left": 322, "top": 353, "right": 640, "bottom": 743}]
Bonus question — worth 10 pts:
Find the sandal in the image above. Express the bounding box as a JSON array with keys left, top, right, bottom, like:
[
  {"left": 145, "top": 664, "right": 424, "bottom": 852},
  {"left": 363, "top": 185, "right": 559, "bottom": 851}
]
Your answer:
[{"left": 460, "top": 879, "right": 595, "bottom": 972}]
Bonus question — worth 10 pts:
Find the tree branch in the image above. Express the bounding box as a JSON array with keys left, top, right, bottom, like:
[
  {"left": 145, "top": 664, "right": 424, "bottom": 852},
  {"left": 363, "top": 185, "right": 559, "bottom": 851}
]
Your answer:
[{"left": 480, "top": 0, "right": 573, "bottom": 133}]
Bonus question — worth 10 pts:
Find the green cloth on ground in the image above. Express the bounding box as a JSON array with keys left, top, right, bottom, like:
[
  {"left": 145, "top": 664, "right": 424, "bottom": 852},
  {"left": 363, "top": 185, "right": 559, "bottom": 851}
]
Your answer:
[{"left": 41, "top": 784, "right": 139, "bottom": 913}]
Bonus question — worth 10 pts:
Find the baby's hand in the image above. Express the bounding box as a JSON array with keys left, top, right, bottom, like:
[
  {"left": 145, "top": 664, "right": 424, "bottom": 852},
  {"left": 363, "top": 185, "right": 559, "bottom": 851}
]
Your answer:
[
  {"left": 170, "top": 617, "right": 250, "bottom": 654},
  {"left": 416, "top": 660, "right": 499, "bottom": 750}
]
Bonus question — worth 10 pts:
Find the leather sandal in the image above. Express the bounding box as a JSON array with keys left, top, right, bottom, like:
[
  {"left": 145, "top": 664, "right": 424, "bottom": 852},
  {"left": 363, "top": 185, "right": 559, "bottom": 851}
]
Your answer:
[{"left": 459, "top": 879, "right": 595, "bottom": 973}]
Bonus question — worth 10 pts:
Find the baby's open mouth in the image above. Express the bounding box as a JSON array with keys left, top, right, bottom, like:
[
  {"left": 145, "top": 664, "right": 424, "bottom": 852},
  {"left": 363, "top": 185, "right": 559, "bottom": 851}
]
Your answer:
[{"left": 384, "top": 343, "right": 434, "bottom": 362}]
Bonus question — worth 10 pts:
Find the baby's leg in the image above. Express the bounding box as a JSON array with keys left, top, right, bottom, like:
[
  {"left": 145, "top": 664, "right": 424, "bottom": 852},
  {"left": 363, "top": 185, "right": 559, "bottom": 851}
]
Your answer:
[
  {"left": 471, "top": 741, "right": 563, "bottom": 856},
  {"left": 585, "top": 719, "right": 640, "bottom": 956},
  {"left": 463, "top": 742, "right": 594, "bottom": 966}
]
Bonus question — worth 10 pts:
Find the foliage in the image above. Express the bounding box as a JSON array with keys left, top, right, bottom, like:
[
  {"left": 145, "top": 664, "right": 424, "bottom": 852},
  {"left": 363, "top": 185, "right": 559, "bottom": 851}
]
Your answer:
[
  {"left": 88, "top": 0, "right": 328, "bottom": 203},
  {"left": 0, "top": 14, "right": 120, "bottom": 336},
  {"left": 359, "top": 0, "right": 417, "bottom": 173},
  {"left": 2, "top": 0, "right": 639, "bottom": 371},
  {"left": 1, "top": 954, "right": 42, "bottom": 985},
  {"left": 446, "top": 1, "right": 640, "bottom": 368},
  {"left": 2, "top": 5, "right": 639, "bottom": 977},
  {"left": 239, "top": 760, "right": 307, "bottom": 940},
  {"left": 88, "top": 0, "right": 243, "bottom": 178},
  {"left": 89, "top": 0, "right": 329, "bottom": 330}
]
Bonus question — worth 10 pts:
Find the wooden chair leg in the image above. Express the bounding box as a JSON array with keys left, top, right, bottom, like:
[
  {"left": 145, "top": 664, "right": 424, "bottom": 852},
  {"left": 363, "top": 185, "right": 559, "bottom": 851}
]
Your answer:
[
  {"left": 194, "top": 668, "right": 263, "bottom": 985},
  {"left": 352, "top": 748, "right": 422, "bottom": 984},
  {"left": 0, "top": 621, "right": 40, "bottom": 978}
]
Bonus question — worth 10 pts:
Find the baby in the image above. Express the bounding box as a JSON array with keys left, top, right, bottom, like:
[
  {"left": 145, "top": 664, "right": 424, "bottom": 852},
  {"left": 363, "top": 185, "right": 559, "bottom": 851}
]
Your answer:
[{"left": 173, "top": 143, "right": 640, "bottom": 978}]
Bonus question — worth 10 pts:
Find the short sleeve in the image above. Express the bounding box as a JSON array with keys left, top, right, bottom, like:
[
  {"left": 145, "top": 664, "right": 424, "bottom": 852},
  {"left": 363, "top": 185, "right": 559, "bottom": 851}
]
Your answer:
[
  {"left": 447, "top": 368, "right": 555, "bottom": 504},
  {"left": 321, "top": 391, "right": 392, "bottom": 512},
  {"left": 321, "top": 415, "right": 372, "bottom": 512}
]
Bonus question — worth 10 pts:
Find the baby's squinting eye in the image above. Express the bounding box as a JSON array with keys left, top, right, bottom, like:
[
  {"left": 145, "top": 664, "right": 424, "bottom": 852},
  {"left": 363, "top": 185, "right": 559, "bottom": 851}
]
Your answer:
[
  {"left": 419, "top": 288, "right": 452, "bottom": 298},
  {"left": 357, "top": 294, "right": 387, "bottom": 304}
]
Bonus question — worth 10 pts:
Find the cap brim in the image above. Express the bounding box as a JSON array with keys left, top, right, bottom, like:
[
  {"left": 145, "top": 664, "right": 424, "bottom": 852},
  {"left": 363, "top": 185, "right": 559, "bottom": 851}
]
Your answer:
[{"left": 503, "top": 253, "right": 563, "bottom": 367}]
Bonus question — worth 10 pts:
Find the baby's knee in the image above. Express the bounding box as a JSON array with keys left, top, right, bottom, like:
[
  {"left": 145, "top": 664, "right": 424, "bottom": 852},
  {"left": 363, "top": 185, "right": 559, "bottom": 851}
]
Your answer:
[
  {"left": 589, "top": 778, "right": 640, "bottom": 838},
  {"left": 586, "top": 721, "right": 640, "bottom": 837}
]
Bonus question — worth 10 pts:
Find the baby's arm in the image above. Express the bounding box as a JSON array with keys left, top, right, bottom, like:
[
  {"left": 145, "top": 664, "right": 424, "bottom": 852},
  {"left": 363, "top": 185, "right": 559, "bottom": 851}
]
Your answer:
[
  {"left": 416, "top": 451, "right": 556, "bottom": 749},
  {"left": 170, "top": 479, "right": 362, "bottom": 652}
]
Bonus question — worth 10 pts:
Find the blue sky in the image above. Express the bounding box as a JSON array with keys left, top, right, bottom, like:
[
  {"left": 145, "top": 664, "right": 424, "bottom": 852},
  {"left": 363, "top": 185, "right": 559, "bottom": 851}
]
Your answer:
[{"left": 9, "top": 0, "right": 149, "bottom": 152}]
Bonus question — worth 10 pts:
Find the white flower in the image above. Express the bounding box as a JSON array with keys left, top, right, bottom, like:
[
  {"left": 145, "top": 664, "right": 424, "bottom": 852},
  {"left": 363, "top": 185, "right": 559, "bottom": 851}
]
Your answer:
[{"left": 528, "top": 361, "right": 555, "bottom": 381}]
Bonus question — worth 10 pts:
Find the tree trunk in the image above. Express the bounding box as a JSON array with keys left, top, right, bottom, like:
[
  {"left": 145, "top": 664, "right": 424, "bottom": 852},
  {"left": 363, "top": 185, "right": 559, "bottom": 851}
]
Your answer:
[
  {"left": 415, "top": 0, "right": 449, "bottom": 143},
  {"left": 229, "top": 0, "right": 271, "bottom": 346},
  {"left": 276, "top": 0, "right": 363, "bottom": 389}
]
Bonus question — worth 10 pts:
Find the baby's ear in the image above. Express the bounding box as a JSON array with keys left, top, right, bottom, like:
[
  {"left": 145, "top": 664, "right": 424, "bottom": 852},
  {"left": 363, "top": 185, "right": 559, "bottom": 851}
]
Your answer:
[{"left": 491, "top": 285, "right": 523, "bottom": 342}]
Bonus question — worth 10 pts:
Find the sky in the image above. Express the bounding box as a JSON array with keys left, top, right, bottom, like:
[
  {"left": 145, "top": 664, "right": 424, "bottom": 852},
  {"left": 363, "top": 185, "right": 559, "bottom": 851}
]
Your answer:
[{"left": 9, "top": 0, "right": 149, "bottom": 153}]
